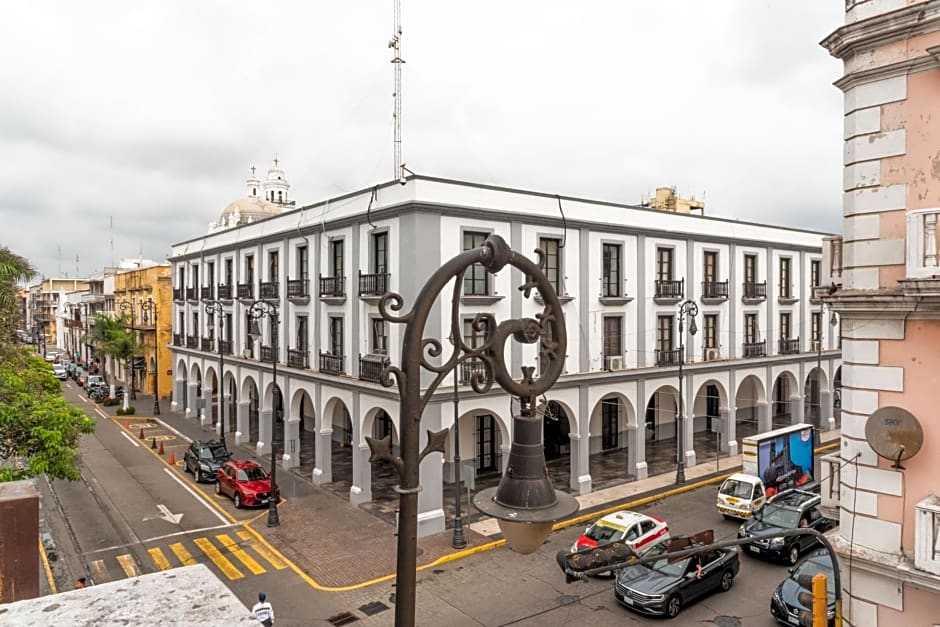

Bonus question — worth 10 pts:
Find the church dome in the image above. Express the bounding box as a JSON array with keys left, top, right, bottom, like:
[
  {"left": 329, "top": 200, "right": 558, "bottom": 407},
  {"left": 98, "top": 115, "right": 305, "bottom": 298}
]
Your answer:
[
  {"left": 208, "top": 161, "right": 293, "bottom": 233},
  {"left": 217, "top": 196, "right": 283, "bottom": 226}
]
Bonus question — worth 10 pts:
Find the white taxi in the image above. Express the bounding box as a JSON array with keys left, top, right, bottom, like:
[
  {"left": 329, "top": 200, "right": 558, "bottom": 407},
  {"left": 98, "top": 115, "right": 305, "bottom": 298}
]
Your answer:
[{"left": 570, "top": 510, "right": 670, "bottom": 558}]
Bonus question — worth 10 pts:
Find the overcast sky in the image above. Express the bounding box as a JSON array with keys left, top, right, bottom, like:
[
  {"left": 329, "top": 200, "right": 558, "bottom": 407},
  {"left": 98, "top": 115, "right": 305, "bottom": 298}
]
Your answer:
[{"left": 1, "top": 1, "right": 845, "bottom": 279}]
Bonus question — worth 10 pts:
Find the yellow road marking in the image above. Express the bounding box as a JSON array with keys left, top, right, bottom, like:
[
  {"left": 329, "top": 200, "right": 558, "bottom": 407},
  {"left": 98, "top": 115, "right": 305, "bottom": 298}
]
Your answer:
[
  {"left": 194, "top": 537, "right": 244, "bottom": 580},
  {"left": 90, "top": 559, "right": 109, "bottom": 583},
  {"left": 39, "top": 538, "right": 57, "bottom": 594},
  {"left": 169, "top": 542, "right": 196, "bottom": 566},
  {"left": 217, "top": 533, "right": 266, "bottom": 575},
  {"left": 148, "top": 547, "right": 172, "bottom": 571},
  {"left": 237, "top": 530, "right": 287, "bottom": 570},
  {"left": 116, "top": 553, "right": 139, "bottom": 578}
]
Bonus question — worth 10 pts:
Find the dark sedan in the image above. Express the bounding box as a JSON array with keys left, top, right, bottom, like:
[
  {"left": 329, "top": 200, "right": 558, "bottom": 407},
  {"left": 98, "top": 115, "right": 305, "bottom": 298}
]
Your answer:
[
  {"left": 771, "top": 549, "right": 836, "bottom": 626},
  {"left": 183, "top": 439, "right": 232, "bottom": 483},
  {"left": 614, "top": 546, "right": 739, "bottom": 618},
  {"left": 739, "top": 497, "right": 836, "bottom": 565}
]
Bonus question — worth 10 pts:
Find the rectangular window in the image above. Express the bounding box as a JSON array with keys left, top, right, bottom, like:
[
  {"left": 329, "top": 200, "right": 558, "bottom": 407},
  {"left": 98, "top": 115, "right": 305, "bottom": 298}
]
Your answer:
[
  {"left": 245, "top": 312, "right": 253, "bottom": 344},
  {"left": 539, "top": 237, "right": 562, "bottom": 295},
  {"left": 297, "top": 246, "right": 308, "bottom": 281},
  {"left": 779, "top": 312, "right": 791, "bottom": 339},
  {"left": 812, "top": 312, "right": 822, "bottom": 344},
  {"left": 225, "top": 313, "right": 233, "bottom": 342},
  {"left": 296, "top": 315, "right": 308, "bottom": 349},
  {"left": 602, "top": 243, "right": 621, "bottom": 297},
  {"left": 463, "top": 231, "right": 489, "bottom": 296},
  {"left": 703, "top": 251, "right": 718, "bottom": 283},
  {"left": 656, "top": 315, "right": 674, "bottom": 352},
  {"left": 178, "top": 267, "right": 186, "bottom": 290},
  {"left": 656, "top": 247, "right": 673, "bottom": 282},
  {"left": 192, "top": 265, "right": 200, "bottom": 289},
  {"left": 192, "top": 312, "right": 199, "bottom": 336},
  {"left": 245, "top": 255, "right": 254, "bottom": 284},
  {"left": 602, "top": 316, "right": 622, "bottom": 358},
  {"left": 704, "top": 314, "right": 718, "bottom": 348},
  {"left": 745, "top": 313, "right": 759, "bottom": 343},
  {"left": 329, "top": 317, "right": 344, "bottom": 356},
  {"left": 268, "top": 250, "right": 279, "bottom": 281},
  {"left": 744, "top": 254, "right": 757, "bottom": 283},
  {"left": 372, "top": 232, "right": 388, "bottom": 274},
  {"left": 224, "top": 259, "right": 233, "bottom": 285},
  {"left": 371, "top": 318, "right": 388, "bottom": 354},
  {"left": 779, "top": 258, "right": 791, "bottom": 298},
  {"left": 811, "top": 260, "right": 821, "bottom": 288},
  {"left": 463, "top": 318, "right": 485, "bottom": 348},
  {"left": 178, "top": 312, "right": 184, "bottom": 334},
  {"left": 207, "top": 262, "right": 215, "bottom": 288},
  {"left": 331, "top": 239, "right": 344, "bottom": 278}
]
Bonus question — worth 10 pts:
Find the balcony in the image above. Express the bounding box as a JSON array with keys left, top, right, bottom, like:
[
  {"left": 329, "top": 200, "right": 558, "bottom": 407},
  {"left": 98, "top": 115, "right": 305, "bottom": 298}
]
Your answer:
[
  {"left": 218, "top": 339, "right": 232, "bottom": 355},
  {"left": 173, "top": 333, "right": 183, "bottom": 347},
  {"left": 778, "top": 337, "right": 800, "bottom": 355},
  {"left": 200, "top": 337, "right": 213, "bottom": 352},
  {"left": 186, "top": 287, "right": 197, "bottom": 301},
  {"left": 654, "top": 279, "right": 684, "bottom": 303},
  {"left": 906, "top": 208, "right": 940, "bottom": 280},
  {"left": 655, "top": 347, "right": 681, "bottom": 366},
  {"left": 359, "top": 353, "right": 389, "bottom": 383},
  {"left": 237, "top": 282, "right": 254, "bottom": 300},
  {"left": 460, "top": 359, "right": 487, "bottom": 385},
  {"left": 172, "top": 288, "right": 183, "bottom": 302},
  {"left": 259, "top": 281, "right": 279, "bottom": 300},
  {"left": 778, "top": 284, "right": 798, "bottom": 305},
  {"left": 359, "top": 271, "right": 390, "bottom": 297},
  {"left": 260, "top": 345, "right": 277, "bottom": 362},
  {"left": 217, "top": 284, "right": 233, "bottom": 301},
  {"left": 700, "top": 280, "right": 728, "bottom": 302},
  {"left": 319, "top": 275, "right": 346, "bottom": 300},
  {"left": 742, "top": 281, "right": 766, "bottom": 303},
  {"left": 319, "top": 352, "right": 345, "bottom": 375},
  {"left": 287, "top": 279, "right": 309, "bottom": 302},
  {"left": 288, "top": 349, "right": 309, "bottom": 369},
  {"left": 186, "top": 335, "right": 198, "bottom": 349},
  {"left": 201, "top": 286, "right": 214, "bottom": 301},
  {"left": 742, "top": 340, "right": 766, "bottom": 358}
]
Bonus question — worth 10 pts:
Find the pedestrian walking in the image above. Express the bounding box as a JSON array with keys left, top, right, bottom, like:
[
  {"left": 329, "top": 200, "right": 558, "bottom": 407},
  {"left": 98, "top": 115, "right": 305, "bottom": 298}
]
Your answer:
[{"left": 252, "top": 592, "right": 274, "bottom": 626}]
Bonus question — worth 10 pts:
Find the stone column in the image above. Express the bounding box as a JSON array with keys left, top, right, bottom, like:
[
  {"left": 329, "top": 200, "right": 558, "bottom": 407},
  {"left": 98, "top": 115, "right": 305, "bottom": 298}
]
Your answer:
[
  {"left": 349, "top": 442, "right": 372, "bottom": 506},
  {"left": 721, "top": 408, "right": 738, "bottom": 456},
  {"left": 217, "top": 393, "right": 232, "bottom": 436},
  {"left": 282, "top": 418, "right": 300, "bottom": 469},
  {"left": 185, "top": 383, "right": 198, "bottom": 419},
  {"left": 629, "top": 424, "right": 647, "bottom": 480},
  {"left": 312, "top": 426, "right": 333, "bottom": 485},
  {"left": 416, "top": 403, "right": 445, "bottom": 536},
  {"left": 199, "top": 392, "right": 210, "bottom": 427},
  {"left": 820, "top": 391, "right": 834, "bottom": 432},
  {"left": 235, "top": 400, "right": 250, "bottom": 445},
  {"left": 569, "top": 432, "right": 591, "bottom": 495},
  {"left": 171, "top": 378, "right": 184, "bottom": 411},
  {"left": 757, "top": 401, "right": 771, "bottom": 433},
  {"left": 257, "top": 409, "right": 272, "bottom": 455},
  {"left": 790, "top": 394, "right": 805, "bottom": 425}
]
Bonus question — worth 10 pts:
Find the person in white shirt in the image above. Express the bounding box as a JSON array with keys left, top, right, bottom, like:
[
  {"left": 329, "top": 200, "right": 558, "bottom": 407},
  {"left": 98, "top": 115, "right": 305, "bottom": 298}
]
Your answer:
[{"left": 252, "top": 592, "right": 274, "bottom": 626}]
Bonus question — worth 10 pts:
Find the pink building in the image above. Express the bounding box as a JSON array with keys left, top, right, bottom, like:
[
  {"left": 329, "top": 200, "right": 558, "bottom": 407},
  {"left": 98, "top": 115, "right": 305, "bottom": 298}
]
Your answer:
[{"left": 821, "top": 0, "right": 940, "bottom": 624}]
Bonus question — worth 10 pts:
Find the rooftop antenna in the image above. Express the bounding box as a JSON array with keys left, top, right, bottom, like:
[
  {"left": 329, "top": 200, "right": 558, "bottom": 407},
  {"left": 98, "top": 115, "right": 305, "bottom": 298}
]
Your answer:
[{"left": 390, "top": 0, "right": 406, "bottom": 184}]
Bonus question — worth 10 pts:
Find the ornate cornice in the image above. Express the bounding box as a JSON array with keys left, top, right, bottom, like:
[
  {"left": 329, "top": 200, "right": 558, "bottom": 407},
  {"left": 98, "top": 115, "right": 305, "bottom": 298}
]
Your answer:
[
  {"left": 833, "top": 52, "right": 939, "bottom": 92},
  {"left": 821, "top": 1, "right": 940, "bottom": 60}
]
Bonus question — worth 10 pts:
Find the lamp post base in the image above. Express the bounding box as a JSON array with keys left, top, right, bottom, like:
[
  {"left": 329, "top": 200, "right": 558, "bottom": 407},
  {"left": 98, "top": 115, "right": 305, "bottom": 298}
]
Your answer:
[
  {"left": 266, "top": 505, "right": 280, "bottom": 527},
  {"left": 153, "top": 399, "right": 160, "bottom": 415},
  {"left": 452, "top": 521, "right": 467, "bottom": 549}
]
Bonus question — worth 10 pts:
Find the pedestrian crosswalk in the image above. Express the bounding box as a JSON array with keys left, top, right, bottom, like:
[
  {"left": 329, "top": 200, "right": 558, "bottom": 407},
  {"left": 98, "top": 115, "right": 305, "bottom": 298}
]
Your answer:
[{"left": 88, "top": 530, "right": 287, "bottom": 584}]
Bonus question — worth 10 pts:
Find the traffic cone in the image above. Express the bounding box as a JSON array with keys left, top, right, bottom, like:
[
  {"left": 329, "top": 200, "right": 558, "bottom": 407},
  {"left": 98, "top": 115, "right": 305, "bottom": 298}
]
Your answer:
[
  {"left": 168, "top": 451, "right": 176, "bottom": 465},
  {"left": 158, "top": 441, "right": 165, "bottom": 456},
  {"left": 138, "top": 427, "right": 145, "bottom": 439},
  {"left": 151, "top": 436, "right": 157, "bottom": 449},
  {"left": 124, "top": 420, "right": 129, "bottom": 430}
]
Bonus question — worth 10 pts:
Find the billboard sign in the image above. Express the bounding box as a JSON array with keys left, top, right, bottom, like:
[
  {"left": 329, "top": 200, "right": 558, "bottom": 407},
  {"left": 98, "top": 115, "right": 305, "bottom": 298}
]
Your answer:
[{"left": 757, "top": 426, "right": 814, "bottom": 498}]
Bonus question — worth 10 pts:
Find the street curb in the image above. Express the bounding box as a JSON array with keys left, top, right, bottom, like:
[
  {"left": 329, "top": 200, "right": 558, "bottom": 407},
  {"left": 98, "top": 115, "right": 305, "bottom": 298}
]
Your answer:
[{"left": 39, "top": 536, "right": 57, "bottom": 595}]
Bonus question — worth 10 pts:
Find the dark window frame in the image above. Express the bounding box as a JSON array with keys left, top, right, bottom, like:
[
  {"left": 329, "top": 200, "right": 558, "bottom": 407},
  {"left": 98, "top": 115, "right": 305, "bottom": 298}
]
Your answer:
[
  {"left": 602, "top": 243, "right": 622, "bottom": 297},
  {"left": 463, "top": 231, "right": 490, "bottom": 296}
]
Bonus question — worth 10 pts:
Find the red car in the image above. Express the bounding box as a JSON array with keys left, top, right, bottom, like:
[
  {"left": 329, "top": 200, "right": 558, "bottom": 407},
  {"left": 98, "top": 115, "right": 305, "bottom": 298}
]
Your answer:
[{"left": 215, "top": 460, "right": 280, "bottom": 509}]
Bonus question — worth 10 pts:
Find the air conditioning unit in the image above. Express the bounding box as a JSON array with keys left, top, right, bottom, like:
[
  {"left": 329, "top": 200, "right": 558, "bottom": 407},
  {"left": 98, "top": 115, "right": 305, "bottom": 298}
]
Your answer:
[
  {"left": 704, "top": 347, "right": 720, "bottom": 361},
  {"left": 605, "top": 355, "right": 624, "bottom": 371}
]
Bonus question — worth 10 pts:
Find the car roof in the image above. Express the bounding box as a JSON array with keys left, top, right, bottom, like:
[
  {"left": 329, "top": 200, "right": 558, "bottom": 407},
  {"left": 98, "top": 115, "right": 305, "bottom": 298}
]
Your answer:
[
  {"left": 227, "top": 460, "right": 261, "bottom": 469},
  {"left": 596, "top": 510, "right": 651, "bottom": 526},
  {"left": 194, "top": 439, "right": 227, "bottom": 447}
]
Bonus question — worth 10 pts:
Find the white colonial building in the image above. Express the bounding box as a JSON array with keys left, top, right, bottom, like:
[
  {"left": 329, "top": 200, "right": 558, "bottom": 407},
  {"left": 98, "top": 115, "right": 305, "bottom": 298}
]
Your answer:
[{"left": 170, "top": 170, "right": 841, "bottom": 536}]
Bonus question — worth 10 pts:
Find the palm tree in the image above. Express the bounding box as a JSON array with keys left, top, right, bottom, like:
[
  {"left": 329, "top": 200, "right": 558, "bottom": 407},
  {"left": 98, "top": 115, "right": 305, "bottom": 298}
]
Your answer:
[
  {"left": 0, "top": 246, "right": 35, "bottom": 341},
  {"left": 88, "top": 313, "right": 125, "bottom": 387},
  {"left": 104, "top": 320, "right": 141, "bottom": 407}
]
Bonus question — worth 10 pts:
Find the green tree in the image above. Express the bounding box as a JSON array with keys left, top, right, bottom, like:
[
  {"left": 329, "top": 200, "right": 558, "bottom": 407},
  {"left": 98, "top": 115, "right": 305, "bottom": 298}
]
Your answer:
[
  {"left": 104, "top": 316, "right": 141, "bottom": 398},
  {"left": 0, "top": 246, "right": 35, "bottom": 341},
  {"left": 0, "top": 346, "right": 95, "bottom": 482}
]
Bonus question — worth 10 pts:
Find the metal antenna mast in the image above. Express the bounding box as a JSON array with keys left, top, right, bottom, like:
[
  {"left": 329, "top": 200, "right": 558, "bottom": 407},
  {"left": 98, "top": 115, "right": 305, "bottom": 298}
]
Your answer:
[{"left": 390, "top": 0, "right": 405, "bottom": 184}]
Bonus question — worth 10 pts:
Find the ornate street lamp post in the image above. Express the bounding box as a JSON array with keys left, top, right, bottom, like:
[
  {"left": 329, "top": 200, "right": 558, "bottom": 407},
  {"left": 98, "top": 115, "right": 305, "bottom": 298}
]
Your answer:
[
  {"left": 676, "top": 299, "right": 698, "bottom": 485},
  {"left": 118, "top": 298, "right": 138, "bottom": 401},
  {"left": 367, "top": 234, "right": 578, "bottom": 626},
  {"left": 450, "top": 356, "right": 465, "bottom": 549},
  {"left": 138, "top": 297, "right": 161, "bottom": 415},
  {"left": 246, "top": 299, "right": 280, "bottom": 528},
  {"left": 205, "top": 301, "right": 225, "bottom": 439}
]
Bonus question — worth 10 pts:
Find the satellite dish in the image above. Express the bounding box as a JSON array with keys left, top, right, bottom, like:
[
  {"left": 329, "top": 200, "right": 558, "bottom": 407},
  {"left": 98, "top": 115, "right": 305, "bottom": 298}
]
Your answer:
[{"left": 865, "top": 406, "right": 924, "bottom": 469}]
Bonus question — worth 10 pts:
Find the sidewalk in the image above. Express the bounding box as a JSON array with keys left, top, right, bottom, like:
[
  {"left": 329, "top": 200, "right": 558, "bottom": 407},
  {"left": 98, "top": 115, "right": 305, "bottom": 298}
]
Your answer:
[{"left": 96, "top": 390, "right": 840, "bottom": 590}]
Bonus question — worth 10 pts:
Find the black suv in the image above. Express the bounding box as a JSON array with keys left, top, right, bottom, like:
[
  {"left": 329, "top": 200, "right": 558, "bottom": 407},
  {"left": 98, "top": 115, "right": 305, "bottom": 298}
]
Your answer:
[
  {"left": 738, "top": 489, "right": 836, "bottom": 565},
  {"left": 183, "top": 439, "right": 232, "bottom": 483}
]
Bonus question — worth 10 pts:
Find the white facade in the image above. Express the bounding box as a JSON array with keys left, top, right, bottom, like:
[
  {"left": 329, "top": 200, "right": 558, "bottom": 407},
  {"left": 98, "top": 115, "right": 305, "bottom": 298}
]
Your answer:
[{"left": 170, "top": 176, "right": 840, "bottom": 536}]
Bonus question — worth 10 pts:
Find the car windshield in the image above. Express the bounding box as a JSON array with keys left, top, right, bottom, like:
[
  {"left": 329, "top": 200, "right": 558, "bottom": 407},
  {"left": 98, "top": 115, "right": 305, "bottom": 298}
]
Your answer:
[
  {"left": 720, "top": 479, "right": 753, "bottom": 499},
  {"left": 237, "top": 467, "right": 268, "bottom": 482},
  {"left": 585, "top": 522, "right": 624, "bottom": 543},
  {"left": 200, "top": 445, "right": 229, "bottom": 460},
  {"left": 647, "top": 556, "right": 690, "bottom": 578},
  {"left": 760, "top": 504, "right": 801, "bottom": 528},
  {"left": 792, "top": 559, "right": 835, "bottom": 595}
]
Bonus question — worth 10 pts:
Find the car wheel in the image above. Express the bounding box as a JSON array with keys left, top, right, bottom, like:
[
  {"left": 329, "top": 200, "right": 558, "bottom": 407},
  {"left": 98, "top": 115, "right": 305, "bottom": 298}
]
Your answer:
[
  {"left": 666, "top": 595, "right": 681, "bottom": 618},
  {"left": 788, "top": 545, "right": 800, "bottom": 565},
  {"left": 215, "top": 481, "right": 222, "bottom": 495},
  {"left": 234, "top": 493, "right": 242, "bottom": 509},
  {"left": 720, "top": 570, "right": 734, "bottom": 592}
]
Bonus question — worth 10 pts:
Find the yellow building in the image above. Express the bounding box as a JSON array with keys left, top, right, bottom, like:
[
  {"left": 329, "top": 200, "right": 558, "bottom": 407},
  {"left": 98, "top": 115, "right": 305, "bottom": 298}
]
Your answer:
[
  {"left": 642, "top": 186, "right": 705, "bottom": 215},
  {"left": 113, "top": 263, "right": 173, "bottom": 401}
]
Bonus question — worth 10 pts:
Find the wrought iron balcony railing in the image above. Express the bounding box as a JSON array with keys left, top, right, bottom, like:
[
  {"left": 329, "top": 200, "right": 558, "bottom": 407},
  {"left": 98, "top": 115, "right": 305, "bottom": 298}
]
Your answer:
[
  {"left": 217, "top": 284, "right": 232, "bottom": 300},
  {"left": 288, "top": 349, "right": 309, "bottom": 369},
  {"left": 200, "top": 337, "right": 213, "bottom": 352},
  {"left": 237, "top": 283, "right": 254, "bottom": 299},
  {"left": 654, "top": 279, "right": 684, "bottom": 299},
  {"left": 742, "top": 281, "right": 767, "bottom": 300},
  {"left": 259, "top": 281, "right": 279, "bottom": 299},
  {"left": 743, "top": 340, "right": 766, "bottom": 358},
  {"left": 185, "top": 287, "right": 197, "bottom": 301},
  {"left": 287, "top": 279, "right": 309, "bottom": 299},
  {"left": 460, "top": 359, "right": 487, "bottom": 385},
  {"left": 778, "top": 338, "right": 800, "bottom": 355},
  {"left": 359, "top": 354, "right": 389, "bottom": 382},
  {"left": 319, "top": 352, "right": 345, "bottom": 375},
  {"left": 200, "top": 286, "right": 214, "bottom": 301},
  {"left": 359, "top": 272, "right": 390, "bottom": 296},
  {"left": 185, "top": 335, "right": 198, "bottom": 349},
  {"left": 218, "top": 339, "right": 232, "bottom": 355},
  {"left": 319, "top": 275, "right": 346, "bottom": 298},
  {"left": 655, "top": 347, "right": 682, "bottom": 366},
  {"left": 260, "top": 345, "right": 277, "bottom": 362},
  {"left": 701, "top": 280, "right": 728, "bottom": 300}
]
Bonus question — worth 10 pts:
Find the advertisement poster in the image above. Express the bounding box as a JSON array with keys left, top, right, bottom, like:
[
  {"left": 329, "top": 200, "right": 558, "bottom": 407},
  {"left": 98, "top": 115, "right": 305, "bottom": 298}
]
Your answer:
[{"left": 758, "top": 427, "right": 814, "bottom": 497}]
